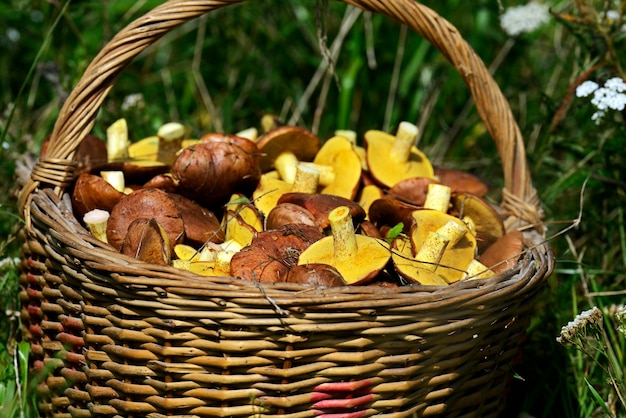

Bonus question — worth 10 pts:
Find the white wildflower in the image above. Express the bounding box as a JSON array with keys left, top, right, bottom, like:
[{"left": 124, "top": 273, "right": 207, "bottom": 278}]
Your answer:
[
  {"left": 0, "top": 257, "right": 20, "bottom": 270},
  {"left": 604, "top": 77, "right": 626, "bottom": 92},
  {"left": 500, "top": 2, "right": 551, "bottom": 37},
  {"left": 121, "top": 93, "right": 145, "bottom": 111},
  {"left": 605, "top": 10, "right": 621, "bottom": 21},
  {"left": 557, "top": 306, "right": 603, "bottom": 344},
  {"left": 578, "top": 77, "right": 626, "bottom": 123},
  {"left": 576, "top": 80, "right": 599, "bottom": 97}
]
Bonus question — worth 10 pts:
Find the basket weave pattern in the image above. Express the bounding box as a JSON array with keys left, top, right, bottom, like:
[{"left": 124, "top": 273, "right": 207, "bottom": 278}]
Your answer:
[{"left": 19, "top": 1, "right": 554, "bottom": 417}]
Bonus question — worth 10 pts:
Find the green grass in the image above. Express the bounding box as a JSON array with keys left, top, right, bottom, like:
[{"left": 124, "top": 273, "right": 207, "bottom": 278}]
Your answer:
[{"left": 2, "top": 0, "right": 626, "bottom": 417}]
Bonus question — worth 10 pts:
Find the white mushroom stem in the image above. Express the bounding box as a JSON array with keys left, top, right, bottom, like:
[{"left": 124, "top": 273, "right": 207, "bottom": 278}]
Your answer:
[
  {"left": 298, "top": 162, "right": 335, "bottom": 186},
  {"left": 157, "top": 122, "right": 185, "bottom": 165},
  {"left": 274, "top": 151, "right": 300, "bottom": 184},
  {"left": 415, "top": 232, "right": 450, "bottom": 272},
  {"left": 83, "top": 209, "right": 110, "bottom": 243},
  {"left": 463, "top": 259, "right": 495, "bottom": 280},
  {"left": 275, "top": 152, "right": 335, "bottom": 186},
  {"left": 335, "top": 129, "right": 357, "bottom": 145},
  {"left": 390, "top": 121, "right": 419, "bottom": 163},
  {"left": 436, "top": 220, "right": 468, "bottom": 247},
  {"left": 100, "top": 171, "right": 126, "bottom": 193},
  {"left": 423, "top": 184, "right": 452, "bottom": 213},
  {"left": 235, "top": 127, "right": 258, "bottom": 141},
  {"left": 328, "top": 206, "right": 358, "bottom": 261},
  {"left": 106, "top": 118, "right": 130, "bottom": 162},
  {"left": 291, "top": 164, "right": 320, "bottom": 194}
]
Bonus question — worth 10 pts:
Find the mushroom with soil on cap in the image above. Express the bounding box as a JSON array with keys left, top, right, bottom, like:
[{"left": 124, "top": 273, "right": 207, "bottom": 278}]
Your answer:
[
  {"left": 297, "top": 206, "right": 391, "bottom": 285},
  {"left": 364, "top": 121, "right": 434, "bottom": 188}
]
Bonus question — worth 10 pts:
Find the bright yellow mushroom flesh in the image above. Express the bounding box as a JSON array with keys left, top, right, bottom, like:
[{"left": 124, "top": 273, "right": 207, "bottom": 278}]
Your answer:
[
  {"left": 364, "top": 121, "right": 434, "bottom": 188},
  {"left": 298, "top": 206, "right": 390, "bottom": 285}
]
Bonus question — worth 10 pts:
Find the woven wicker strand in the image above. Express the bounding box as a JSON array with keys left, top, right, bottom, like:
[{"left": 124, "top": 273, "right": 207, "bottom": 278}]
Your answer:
[{"left": 18, "top": 1, "right": 554, "bottom": 417}]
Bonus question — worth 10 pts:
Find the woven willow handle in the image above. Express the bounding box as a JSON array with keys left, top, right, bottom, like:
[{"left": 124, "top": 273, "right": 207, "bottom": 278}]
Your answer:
[{"left": 20, "top": 0, "right": 542, "bottom": 231}]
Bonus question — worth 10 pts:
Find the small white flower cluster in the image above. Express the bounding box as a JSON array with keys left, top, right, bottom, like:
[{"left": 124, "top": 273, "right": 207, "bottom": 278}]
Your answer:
[
  {"left": 121, "top": 93, "right": 145, "bottom": 112},
  {"left": 557, "top": 306, "right": 603, "bottom": 344},
  {"left": 500, "top": 2, "right": 551, "bottom": 37},
  {"left": 576, "top": 77, "right": 626, "bottom": 123},
  {"left": 0, "top": 256, "right": 20, "bottom": 271}
]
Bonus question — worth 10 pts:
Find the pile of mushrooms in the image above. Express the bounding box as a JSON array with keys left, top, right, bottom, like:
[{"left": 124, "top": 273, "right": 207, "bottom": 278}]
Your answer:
[{"left": 68, "top": 117, "right": 524, "bottom": 287}]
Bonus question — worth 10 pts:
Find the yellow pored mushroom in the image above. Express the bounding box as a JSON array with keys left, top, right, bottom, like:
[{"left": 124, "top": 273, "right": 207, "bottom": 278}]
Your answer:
[
  {"left": 297, "top": 206, "right": 390, "bottom": 285},
  {"left": 364, "top": 121, "right": 434, "bottom": 188},
  {"left": 312, "top": 135, "right": 362, "bottom": 200}
]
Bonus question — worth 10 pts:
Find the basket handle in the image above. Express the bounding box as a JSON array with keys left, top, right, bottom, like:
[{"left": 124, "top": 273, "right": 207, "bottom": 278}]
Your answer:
[{"left": 19, "top": 0, "right": 543, "bottom": 233}]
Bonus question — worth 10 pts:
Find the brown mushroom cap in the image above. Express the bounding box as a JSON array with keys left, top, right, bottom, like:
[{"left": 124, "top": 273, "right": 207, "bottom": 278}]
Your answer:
[
  {"left": 106, "top": 188, "right": 185, "bottom": 252},
  {"left": 256, "top": 125, "right": 321, "bottom": 173},
  {"left": 200, "top": 132, "right": 261, "bottom": 158},
  {"left": 364, "top": 122, "right": 434, "bottom": 188},
  {"left": 388, "top": 177, "right": 439, "bottom": 206},
  {"left": 434, "top": 166, "right": 489, "bottom": 197},
  {"left": 368, "top": 197, "right": 419, "bottom": 235},
  {"left": 312, "top": 135, "right": 362, "bottom": 200},
  {"left": 278, "top": 192, "right": 366, "bottom": 229},
  {"left": 265, "top": 203, "right": 320, "bottom": 231},
  {"left": 286, "top": 264, "right": 347, "bottom": 287},
  {"left": 479, "top": 230, "right": 524, "bottom": 274},
  {"left": 72, "top": 173, "right": 124, "bottom": 219},
  {"left": 230, "top": 224, "right": 324, "bottom": 283},
  {"left": 171, "top": 141, "right": 261, "bottom": 208},
  {"left": 297, "top": 206, "right": 391, "bottom": 285},
  {"left": 167, "top": 193, "right": 224, "bottom": 246},
  {"left": 120, "top": 218, "right": 171, "bottom": 265},
  {"left": 42, "top": 133, "right": 108, "bottom": 174}
]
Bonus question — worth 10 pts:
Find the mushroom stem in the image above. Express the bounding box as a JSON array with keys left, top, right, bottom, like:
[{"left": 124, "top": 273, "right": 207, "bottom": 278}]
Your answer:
[
  {"left": 436, "top": 219, "right": 468, "bottom": 247},
  {"left": 83, "top": 209, "right": 110, "bottom": 243},
  {"left": 106, "top": 118, "right": 130, "bottom": 162},
  {"left": 274, "top": 151, "right": 299, "bottom": 184},
  {"left": 157, "top": 122, "right": 185, "bottom": 165},
  {"left": 291, "top": 164, "right": 320, "bottom": 194},
  {"left": 335, "top": 129, "right": 357, "bottom": 144},
  {"left": 389, "top": 121, "right": 418, "bottom": 163},
  {"left": 298, "top": 162, "right": 335, "bottom": 186},
  {"left": 328, "top": 206, "right": 358, "bottom": 261},
  {"left": 423, "top": 184, "right": 452, "bottom": 213},
  {"left": 414, "top": 231, "right": 450, "bottom": 271},
  {"left": 463, "top": 259, "right": 495, "bottom": 280},
  {"left": 100, "top": 171, "right": 126, "bottom": 193}
]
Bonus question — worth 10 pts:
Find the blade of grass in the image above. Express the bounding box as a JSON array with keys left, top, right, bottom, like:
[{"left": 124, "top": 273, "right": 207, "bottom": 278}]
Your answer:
[{"left": 0, "top": 0, "right": 71, "bottom": 146}]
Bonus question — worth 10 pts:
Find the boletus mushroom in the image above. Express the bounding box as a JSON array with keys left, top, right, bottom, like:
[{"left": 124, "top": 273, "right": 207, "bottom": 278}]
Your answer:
[
  {"left": 286, "top": 264, "right": 347, "bottom": 287},
  {"left": 297, "top": 206, "right": 391, "bottom": 285},
  {"left": 120, "top": 218, "right": 171, "bottom": 265},
  {"left": 364, "top": 121, "right": 434, "bottom": 188},
  {"left": 72, "top": 173, "right": 124, "bottom": 219},
  {"left": 106, "top": 188, "right": 184, "bottom": 253},
  {"left": 230, "top": 224, "right": 324, "bottom": 283},
  {"left": 171, "top": 140, "right": 261, "bottom": 208}
]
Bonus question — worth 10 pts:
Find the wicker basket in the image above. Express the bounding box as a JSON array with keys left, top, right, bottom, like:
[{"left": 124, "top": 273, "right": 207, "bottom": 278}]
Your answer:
[{"left": 18, "top": 1, "right": 553, "bottom": 417}]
